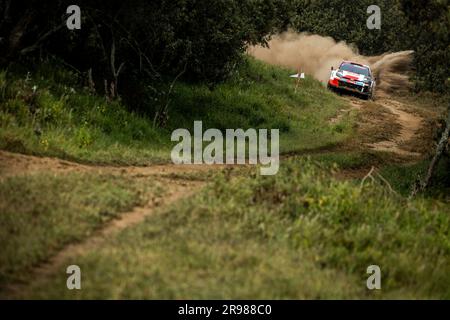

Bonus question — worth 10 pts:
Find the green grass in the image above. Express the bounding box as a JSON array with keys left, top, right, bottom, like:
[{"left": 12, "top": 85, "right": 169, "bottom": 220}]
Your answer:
[
  {"left": 0, "top": 172, "right": 163, "bottom": 287},
  {"left": 3, "top": 56, "right": 448, "bottom": 300},
  {"left": 308, "top": 149, "right": 450, "bottom": 199},
  {"left": 0, "top": 57, "right": 351, "bottom": 165},
  {"left": 380, "top": 159, "right": 450, "bottom": 197},
  {"left": 23, "top": 159, "right": 450, "bottom": 299},
  {"left": 310, "top": 151, "right": 388, "bottom": 170},
  {"left": 168, "top": 59, "right": 353, "bottom": 154}
]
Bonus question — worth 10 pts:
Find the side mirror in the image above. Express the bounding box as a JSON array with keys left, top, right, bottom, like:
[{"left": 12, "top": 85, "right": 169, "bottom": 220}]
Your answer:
[{"left": 331, "top": 66, "right": 334, "bottom": 71}]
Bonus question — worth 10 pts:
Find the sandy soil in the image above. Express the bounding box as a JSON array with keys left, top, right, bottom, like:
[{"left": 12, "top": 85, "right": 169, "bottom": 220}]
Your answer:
[
  {"left": 0, "top": 150, "right": 225, "bottom": 179},
  {"left": 365, "top": 95, "right": 424, "bottom": 157}
]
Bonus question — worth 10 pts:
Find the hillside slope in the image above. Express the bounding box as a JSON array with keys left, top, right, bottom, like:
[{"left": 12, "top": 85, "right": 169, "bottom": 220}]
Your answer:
[
  {"left": 0, "top": 57, "right": 351, "bottom": 165},
  {"left": 1, "top": 58, "right": 449, "bottom": 299}
]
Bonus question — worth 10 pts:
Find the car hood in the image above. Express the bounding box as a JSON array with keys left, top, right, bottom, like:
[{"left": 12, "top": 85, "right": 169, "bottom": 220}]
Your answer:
[{"left": 341, "top": 70, "right": 367, "bottom": 81}]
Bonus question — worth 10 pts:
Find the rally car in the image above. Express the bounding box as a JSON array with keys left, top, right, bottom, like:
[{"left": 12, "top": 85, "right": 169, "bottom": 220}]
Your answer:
[{"left": 327, "top": 61, "right": 376, "bottom": 100}]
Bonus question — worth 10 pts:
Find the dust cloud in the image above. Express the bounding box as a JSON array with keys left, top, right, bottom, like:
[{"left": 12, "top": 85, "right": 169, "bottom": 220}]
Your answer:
[{"left": 248, "top": 31, "right": 413, "bottom": 94}]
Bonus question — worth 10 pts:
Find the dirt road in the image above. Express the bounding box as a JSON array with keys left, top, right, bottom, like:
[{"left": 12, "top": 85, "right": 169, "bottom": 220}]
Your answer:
[
  {"left": 365, "top": 96, "right": 424, "bottom": 157},
  {"left": 341, "top": 93, "right": 432, "bottom": 159}
]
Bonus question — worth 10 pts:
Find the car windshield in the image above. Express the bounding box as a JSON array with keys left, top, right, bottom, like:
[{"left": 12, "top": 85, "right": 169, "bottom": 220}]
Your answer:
[{"left": 340, "top": 63, "right": 370, "bottom": 76}]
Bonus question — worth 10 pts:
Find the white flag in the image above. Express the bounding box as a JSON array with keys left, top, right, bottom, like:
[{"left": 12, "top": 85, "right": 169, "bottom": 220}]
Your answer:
[{"left": 290, "top": 73, "right": 305, "bottom": 79}]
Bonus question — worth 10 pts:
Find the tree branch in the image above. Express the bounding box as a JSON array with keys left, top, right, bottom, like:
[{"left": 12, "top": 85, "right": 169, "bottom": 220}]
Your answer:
[{"left": 19, "top": 21, "right": 65, "bottom": 56}]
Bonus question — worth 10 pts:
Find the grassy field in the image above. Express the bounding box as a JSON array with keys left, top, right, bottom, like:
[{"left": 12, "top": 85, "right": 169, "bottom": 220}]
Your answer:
[
  {"left": 1, "top": 57, "right": 449, "bottom": 300},
  {"left": 0, "top": 57, "right": 351, "bottom": 165},
  {"left": 0, "top": 172, "right": 163, "bottom": 287},
  {"left": 22, "top": 159, "right": 450, "bottom": 299}
]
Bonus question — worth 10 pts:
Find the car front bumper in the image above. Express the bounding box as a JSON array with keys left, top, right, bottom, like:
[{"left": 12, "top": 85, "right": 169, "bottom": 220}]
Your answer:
[
  {"left": 339, "top": 79, "right": 371, "bottom": 95},
  {"left": 329, "top": 78, "right": 372, "bottom": 95}
]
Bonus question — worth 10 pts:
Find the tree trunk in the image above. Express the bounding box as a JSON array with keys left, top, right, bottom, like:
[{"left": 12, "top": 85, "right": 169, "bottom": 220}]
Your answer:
[{"left": 411, "top": 105, "right": 450, "bottom": 197}]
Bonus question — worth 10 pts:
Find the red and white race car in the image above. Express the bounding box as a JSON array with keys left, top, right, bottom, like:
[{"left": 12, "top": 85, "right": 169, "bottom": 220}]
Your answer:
[{"left": 327, "top": 61, "right": 376, "bottom": 100}]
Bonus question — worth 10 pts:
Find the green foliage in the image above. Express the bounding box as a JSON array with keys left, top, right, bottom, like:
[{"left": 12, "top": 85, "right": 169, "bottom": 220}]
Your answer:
[
  {"left": 291, "top": 0, "right": 410, "bottom": 55},
  {"left": 0, "top": 0, "right": 292, "bottom": 85},
  {"left": 0, "top": 66, "right": 170, "bottom": 164},
  {"left": 400, "top": 0, "right": 450, "bottom": 93},
  {"left": 2, "top": 0, "right": 447, "bottom": 93},
  {"left": 381, "top": 159, "right": 450, "bottom": 198}
]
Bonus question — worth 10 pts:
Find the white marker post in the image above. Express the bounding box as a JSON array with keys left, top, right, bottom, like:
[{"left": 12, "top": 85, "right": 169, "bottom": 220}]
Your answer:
[{"left": 290, "top": 69, "right": 305, "bottom": 92}]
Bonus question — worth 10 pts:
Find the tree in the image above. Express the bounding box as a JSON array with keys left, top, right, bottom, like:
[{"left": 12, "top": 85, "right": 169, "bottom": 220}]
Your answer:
[
  {"left": 400, "top": 0, "right": 450, "bottom": 93},
  {"left": 290, "top": 0, "right": 410, "bottom": 55},
  {"left": 0, "top": 0, "right": 292, "bottom": 85}
]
